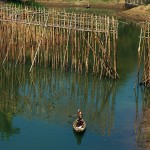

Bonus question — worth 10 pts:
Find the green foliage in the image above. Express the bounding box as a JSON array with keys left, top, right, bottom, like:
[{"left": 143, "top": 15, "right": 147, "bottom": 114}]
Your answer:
[
  {"left": 1, "top": 0, "right": 43, "bottom": 7},
  {"left": 101, "top": 0, "right": 110, "bottom": 2},
  {"left": 2, "top": 0, "right": 22, "bottom": 3},
  {"left": 146, "top": 0, "right": 150, "bottom": 4},
  {"left": 24, "top": 0, "right": 43, "bottom": 7}
]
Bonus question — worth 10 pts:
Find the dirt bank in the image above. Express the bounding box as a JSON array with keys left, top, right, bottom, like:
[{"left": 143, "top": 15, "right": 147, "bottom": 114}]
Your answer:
[{"left": 118, "top": 4, "right": 150, "bottom": 21}]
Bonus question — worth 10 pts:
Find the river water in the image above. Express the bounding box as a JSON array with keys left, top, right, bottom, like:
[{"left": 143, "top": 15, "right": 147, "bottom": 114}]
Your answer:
[{"left": 0, "top": 7, "right": 149, "bottom": 150}]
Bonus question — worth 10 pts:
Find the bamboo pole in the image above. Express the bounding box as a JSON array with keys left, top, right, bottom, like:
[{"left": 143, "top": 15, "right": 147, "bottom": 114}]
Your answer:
[{"left": 29, "top": 13, "right": 50, "bottom": 72}]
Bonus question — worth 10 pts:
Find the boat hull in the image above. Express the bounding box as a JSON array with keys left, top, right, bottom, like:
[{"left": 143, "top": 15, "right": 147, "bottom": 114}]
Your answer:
[{"left": 73, "top": 119, "right": 86, "bottom": 133}]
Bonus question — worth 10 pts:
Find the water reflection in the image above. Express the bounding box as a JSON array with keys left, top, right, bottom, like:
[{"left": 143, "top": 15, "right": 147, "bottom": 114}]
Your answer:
[
  {"left": 73, "top": 130, "right": 85, "bottom": 145},
  {"left": 134, "top": 87, "right": 150, "bottom": 146},
  {"left": 0, "top": 112, "right": 20, "bottom": 140},
  {"left": 142, "top": 88, "right": 150, "bottom": 111},
  {"left": 0, "top": 63, "right": 117, "bottom": 137},
  {"left": 0, "top": 67, "right": 20, "bottom": 140}
]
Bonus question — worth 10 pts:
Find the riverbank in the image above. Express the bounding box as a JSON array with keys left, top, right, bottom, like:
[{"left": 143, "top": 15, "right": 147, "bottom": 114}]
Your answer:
[
  {"left": 37, "top": 1, "right": 150, "bottom": 21},
  {"left": 118, "top": 4, "right": 150, "bottom": 21}
]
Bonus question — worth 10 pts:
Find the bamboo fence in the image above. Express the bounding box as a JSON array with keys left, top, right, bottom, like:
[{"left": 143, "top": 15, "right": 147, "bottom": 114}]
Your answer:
[
  {"left": 138, "top": 22, "right": 150, "bottom": 87},
  {"left": 0, "top": 4, "right": 119, "bottom": 79}
]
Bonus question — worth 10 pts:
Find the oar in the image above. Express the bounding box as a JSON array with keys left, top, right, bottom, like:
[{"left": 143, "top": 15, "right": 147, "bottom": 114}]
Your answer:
[{"left": 68, "top": 114, "right": 77, "bottom": 118}]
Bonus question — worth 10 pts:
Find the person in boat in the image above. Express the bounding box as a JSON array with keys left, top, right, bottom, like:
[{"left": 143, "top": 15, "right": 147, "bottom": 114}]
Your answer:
[
  {"left": 86, "top": 3, "right": 90, "bottom": 8},
  {"left": 77, "top": 109, "right": 83, "bottom": 120},
  {"left": 77, "top": 109, "right": 83, "bottom": 127}
]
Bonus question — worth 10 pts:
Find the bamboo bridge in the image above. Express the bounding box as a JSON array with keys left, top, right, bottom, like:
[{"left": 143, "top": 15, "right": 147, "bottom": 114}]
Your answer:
[{"left": 0, "top": 4, "right": 119, "bottom": 79}]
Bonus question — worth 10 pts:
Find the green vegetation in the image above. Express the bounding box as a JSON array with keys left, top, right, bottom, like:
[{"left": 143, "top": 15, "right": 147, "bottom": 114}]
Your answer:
[
  {"left": 24, "top": 0, "right": 43, "bottom": 7},
  {"left": 1, "top": 0, "right": 43, "bottom": 7}
]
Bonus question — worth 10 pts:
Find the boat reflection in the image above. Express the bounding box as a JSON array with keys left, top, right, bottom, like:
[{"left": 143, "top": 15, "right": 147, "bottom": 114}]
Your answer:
[{"left": 73, "top": 129, "right": 85, "bottom": 145}]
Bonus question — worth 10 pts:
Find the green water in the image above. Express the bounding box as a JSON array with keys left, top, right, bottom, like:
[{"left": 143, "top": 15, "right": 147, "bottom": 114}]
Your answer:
[{"left": 0, "top": 8, "right": 150, "bottom": 150}]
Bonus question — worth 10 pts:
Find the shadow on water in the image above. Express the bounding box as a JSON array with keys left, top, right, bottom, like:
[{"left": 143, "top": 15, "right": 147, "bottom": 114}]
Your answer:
[
  {"left": 0, "top": 112, "right": 20, "bottom": 140},
  {"left": 141, "top": 87, "right": 150, "bottom": 111},
  {"left": 117, "top": 21, "right": 140, "bottom": 80},
  {"left": 73, "top": 129, "right": 85, "bottom": 145}
]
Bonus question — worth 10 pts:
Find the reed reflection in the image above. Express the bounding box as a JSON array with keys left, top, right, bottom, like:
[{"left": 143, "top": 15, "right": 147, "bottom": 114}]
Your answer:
[
  {"left": 134, "top": 87, "right": 150, "bottom": 145},
  {"left": 142, "top": 88, "right": 150, "bottom": 110},
  {"left": 0, "top": 65, "right": 20, "bottom": 140},
  {"left": 0, "top": 63, "right": 117, "bottom": 136},
  {"left": 73, "top": 130, "right": 85, "bottom": 145}
]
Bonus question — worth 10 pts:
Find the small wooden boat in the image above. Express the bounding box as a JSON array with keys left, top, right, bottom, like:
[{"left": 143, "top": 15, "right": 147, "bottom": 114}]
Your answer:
[{"left": 73, "top": 119, "right": 86, "bottom": 133}]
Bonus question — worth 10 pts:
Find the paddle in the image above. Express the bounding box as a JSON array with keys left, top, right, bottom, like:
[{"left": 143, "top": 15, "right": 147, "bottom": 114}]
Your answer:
[{"left": 68, "top": 114, "right": 77, "bottom": 118}]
